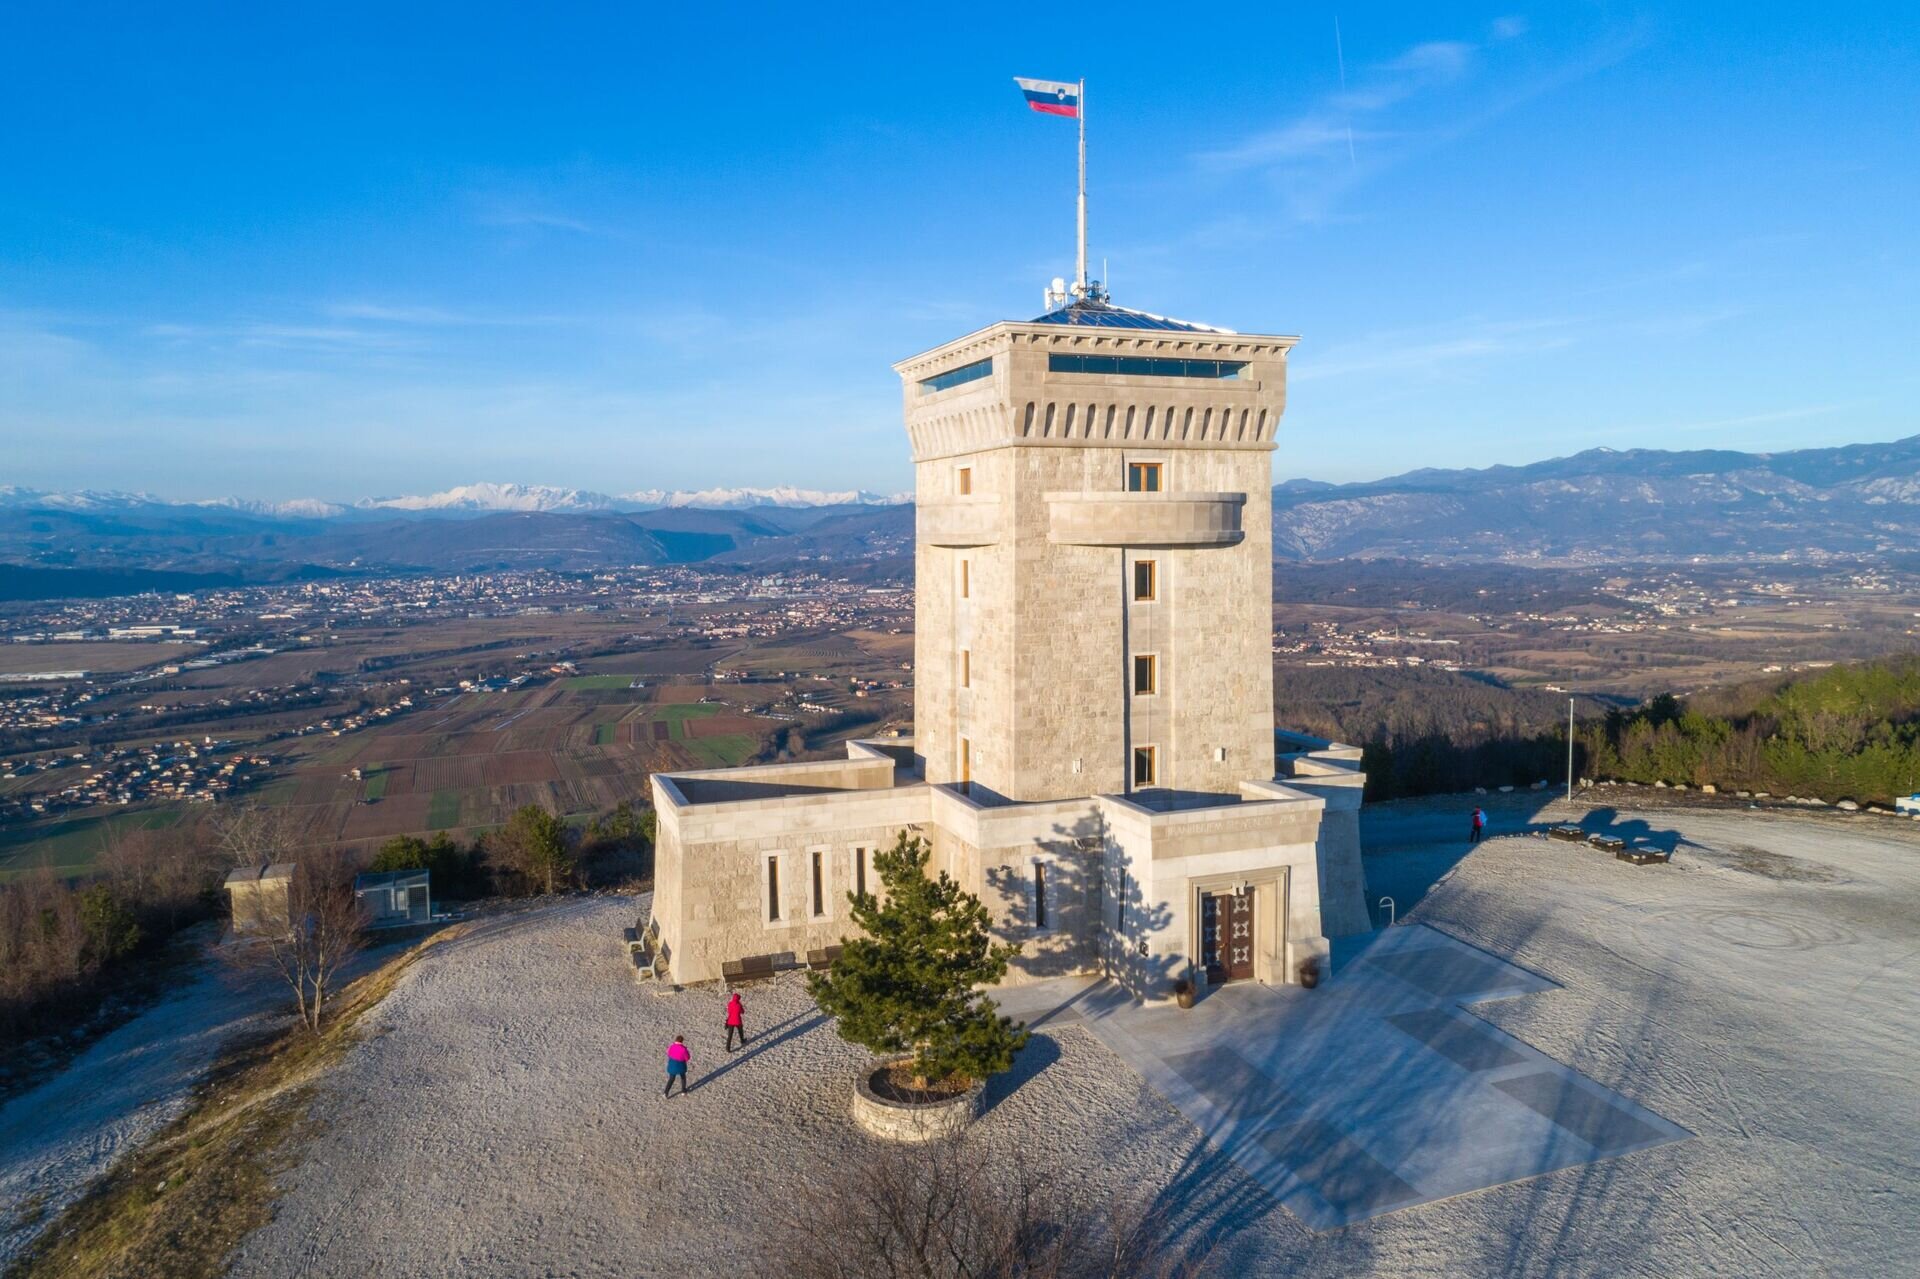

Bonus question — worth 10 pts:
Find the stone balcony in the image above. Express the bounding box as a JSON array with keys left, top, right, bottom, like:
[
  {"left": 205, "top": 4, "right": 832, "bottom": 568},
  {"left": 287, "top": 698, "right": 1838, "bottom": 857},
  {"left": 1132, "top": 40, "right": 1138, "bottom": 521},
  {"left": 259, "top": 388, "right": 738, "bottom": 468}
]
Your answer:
[
  {"left": 917, "top": 496, "right": 1003, "bottom": 547},
  {"left": 1045, "top": 491, "right": 1246, "bottom": 547}
]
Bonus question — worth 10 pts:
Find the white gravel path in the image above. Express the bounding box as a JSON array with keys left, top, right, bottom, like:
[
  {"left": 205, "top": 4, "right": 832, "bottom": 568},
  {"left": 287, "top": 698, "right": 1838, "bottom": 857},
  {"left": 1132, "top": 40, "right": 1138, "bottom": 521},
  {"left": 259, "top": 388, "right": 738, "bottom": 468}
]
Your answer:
[{"left": 226, "top": 800, "right": 1920, "bottom": 1277}]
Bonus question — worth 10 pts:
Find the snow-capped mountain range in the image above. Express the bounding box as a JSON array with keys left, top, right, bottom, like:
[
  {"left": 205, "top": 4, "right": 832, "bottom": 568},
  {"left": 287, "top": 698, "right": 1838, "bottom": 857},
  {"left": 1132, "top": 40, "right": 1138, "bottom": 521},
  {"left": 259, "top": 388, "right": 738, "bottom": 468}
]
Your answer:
[{"left": 0, "top": 482, "right": 911, "bottom": 519}]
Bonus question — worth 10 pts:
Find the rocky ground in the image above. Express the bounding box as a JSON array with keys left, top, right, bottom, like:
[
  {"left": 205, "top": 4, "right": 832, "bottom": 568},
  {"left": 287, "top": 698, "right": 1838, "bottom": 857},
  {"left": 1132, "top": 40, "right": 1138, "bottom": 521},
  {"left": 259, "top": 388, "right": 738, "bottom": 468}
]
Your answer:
[{"left": 30, "top": 793, "right": 1914, "bottom": 1277}]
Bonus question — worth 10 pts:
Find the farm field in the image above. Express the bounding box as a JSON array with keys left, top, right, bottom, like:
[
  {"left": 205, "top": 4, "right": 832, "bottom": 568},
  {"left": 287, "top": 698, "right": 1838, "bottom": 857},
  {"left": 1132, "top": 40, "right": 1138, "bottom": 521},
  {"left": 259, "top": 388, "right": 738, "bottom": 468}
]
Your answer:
[{"left": 0, "top": 641, "right": 201, "bottom": 677}]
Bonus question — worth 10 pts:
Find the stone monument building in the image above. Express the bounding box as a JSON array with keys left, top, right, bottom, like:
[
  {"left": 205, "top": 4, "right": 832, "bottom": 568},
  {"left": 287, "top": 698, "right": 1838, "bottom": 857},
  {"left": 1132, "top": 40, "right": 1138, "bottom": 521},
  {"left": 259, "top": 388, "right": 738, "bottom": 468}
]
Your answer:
[{"left": 650, "top": 290, "right": 1369, "bottom": 997}]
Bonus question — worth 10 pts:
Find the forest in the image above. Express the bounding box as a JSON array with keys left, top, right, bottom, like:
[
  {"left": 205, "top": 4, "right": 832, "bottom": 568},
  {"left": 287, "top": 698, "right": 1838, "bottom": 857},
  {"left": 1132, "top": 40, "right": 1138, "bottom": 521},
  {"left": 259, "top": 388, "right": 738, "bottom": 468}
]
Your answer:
[{"left": 1282, "top": 655, "right": 1920, "bottom": 805}]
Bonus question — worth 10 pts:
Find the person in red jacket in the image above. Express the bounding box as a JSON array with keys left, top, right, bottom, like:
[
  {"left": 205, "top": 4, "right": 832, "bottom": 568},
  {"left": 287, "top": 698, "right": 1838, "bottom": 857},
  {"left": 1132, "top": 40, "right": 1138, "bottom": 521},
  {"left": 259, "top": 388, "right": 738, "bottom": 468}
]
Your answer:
[{"left": 724, "top": 990, "right": 746, "bottom": 1051}]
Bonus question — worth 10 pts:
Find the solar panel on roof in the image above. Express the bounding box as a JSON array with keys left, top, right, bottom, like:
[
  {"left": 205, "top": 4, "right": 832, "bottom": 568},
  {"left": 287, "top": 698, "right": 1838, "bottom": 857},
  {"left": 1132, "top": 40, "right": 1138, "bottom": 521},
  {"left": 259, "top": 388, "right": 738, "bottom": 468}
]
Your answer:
[{"left": 1027, "top": 300, "right": 1232, "bottom": 334}]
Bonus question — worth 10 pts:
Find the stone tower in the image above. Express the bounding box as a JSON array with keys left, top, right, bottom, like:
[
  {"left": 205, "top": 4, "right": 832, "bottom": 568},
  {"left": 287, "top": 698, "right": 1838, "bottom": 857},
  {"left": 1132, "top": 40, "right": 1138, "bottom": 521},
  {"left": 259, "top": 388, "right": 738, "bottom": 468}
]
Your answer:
[
  {"left": 894, "top": 294, "right": 1297, "bottom": 806},
  {"left": 649, "top": 289, "right": 1366, "bottom": 996}
]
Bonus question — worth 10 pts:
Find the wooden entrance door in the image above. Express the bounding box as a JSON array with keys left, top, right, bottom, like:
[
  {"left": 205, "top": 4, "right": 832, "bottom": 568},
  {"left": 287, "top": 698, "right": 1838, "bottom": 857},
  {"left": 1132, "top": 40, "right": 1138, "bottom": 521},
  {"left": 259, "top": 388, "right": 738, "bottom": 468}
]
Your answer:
[{"left": 1200, "top": 890, "right": 1256, "bottom": 984}]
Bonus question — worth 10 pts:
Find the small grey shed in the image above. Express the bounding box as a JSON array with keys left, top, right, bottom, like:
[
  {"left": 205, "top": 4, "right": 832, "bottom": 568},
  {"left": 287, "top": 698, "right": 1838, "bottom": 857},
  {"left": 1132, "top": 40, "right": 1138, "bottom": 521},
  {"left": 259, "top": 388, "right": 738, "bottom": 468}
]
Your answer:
[{"left": 354, "top": 868, "right": 431, "bottom": 928}]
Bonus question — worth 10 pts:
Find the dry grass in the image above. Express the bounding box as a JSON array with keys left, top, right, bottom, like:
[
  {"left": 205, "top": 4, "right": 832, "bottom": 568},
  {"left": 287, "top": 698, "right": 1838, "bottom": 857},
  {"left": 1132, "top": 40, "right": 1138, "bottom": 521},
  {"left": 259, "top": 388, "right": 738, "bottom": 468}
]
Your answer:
[{"left": 3, "top": 925, "right": 469, "bottom": 1279}]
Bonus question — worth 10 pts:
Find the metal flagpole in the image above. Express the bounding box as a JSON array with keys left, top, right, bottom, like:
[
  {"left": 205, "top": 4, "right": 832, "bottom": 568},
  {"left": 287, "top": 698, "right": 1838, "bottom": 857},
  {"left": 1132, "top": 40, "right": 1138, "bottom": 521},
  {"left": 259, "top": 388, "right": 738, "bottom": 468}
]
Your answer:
[
  {"left": 1567, "top": 696, "right": 1575, "bottom": 801},
  {"left": 1076, "top": 78, "right": 1087, "bottom": 295}
]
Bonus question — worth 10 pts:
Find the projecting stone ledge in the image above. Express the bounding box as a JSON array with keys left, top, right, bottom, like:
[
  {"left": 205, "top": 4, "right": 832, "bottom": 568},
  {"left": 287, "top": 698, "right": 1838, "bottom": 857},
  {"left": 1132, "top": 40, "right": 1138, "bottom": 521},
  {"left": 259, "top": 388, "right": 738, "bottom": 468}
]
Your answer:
[{"left": 1044, "top": 491, "right": 1246, "bottom": 547}]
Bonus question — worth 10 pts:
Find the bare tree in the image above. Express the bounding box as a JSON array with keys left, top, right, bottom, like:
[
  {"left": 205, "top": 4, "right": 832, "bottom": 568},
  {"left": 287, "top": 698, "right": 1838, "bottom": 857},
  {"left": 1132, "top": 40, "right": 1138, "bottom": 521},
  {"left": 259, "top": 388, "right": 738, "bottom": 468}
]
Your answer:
[
  {"left": 209, "top": 801, "right": 303, "bottom": 870},
  {"left": 764, "top": 1131, "right": 1213, "bottom": 1279},
  {"left": 249, "top": 850, "right": 365, "bottom": 1033}
]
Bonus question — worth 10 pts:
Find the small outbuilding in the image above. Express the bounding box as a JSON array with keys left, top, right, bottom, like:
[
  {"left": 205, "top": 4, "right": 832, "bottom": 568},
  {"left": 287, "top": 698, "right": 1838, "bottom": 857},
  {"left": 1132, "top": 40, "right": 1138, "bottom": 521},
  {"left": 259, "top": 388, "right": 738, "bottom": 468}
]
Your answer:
[
  {"left": 226, "top": 862, "right": 295, "bottom": 936},
  {"left": 355, "top": 868, "right": 431, "bottom": 929}
]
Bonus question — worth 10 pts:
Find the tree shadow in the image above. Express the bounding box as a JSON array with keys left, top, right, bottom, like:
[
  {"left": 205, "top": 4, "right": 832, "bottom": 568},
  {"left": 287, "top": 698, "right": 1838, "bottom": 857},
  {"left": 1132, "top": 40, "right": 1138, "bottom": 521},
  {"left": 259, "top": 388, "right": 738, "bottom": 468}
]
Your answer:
[{"left": 977, "top": 1031, "right": 1061, "bottom": 1118}]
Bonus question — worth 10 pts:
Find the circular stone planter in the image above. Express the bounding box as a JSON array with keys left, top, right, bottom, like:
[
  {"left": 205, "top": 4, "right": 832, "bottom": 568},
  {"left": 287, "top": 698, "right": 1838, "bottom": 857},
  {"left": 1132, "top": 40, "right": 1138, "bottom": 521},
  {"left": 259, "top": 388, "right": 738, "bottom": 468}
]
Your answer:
[{"left": 851, "top": 1058, "right": 984, "bottom": 1143}]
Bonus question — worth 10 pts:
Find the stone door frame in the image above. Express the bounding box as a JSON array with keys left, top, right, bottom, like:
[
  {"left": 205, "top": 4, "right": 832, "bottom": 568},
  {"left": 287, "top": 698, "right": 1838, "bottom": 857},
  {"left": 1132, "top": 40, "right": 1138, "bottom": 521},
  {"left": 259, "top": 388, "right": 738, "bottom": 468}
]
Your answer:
[{"left": 1188, "top": 866, "right": 1289, "bottom": 989}]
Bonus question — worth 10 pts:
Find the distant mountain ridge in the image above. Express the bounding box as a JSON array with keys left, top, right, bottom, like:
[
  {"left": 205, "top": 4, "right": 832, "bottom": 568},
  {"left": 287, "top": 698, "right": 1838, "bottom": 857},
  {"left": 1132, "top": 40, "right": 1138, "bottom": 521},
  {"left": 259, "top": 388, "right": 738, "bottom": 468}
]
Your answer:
[
  {"left": 0, "top": 482, "right": 912, "bottom": 518},
  {"left": 2, "top": 435, "right": 1915, "bottom": 596},
  {"left": 1269, "top": 435, "right": 1920, "bottom": 562}
]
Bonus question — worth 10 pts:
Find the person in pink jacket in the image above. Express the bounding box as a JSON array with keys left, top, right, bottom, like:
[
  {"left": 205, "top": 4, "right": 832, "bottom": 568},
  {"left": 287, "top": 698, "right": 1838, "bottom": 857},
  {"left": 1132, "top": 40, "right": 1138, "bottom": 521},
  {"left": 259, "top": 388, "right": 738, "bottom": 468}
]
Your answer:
[
  {"left": 664, "top": 1034, "right": 691, "bottom": 1097},
  {"left": 724, "top": 990, "right": 746, "bottom": 1051}
]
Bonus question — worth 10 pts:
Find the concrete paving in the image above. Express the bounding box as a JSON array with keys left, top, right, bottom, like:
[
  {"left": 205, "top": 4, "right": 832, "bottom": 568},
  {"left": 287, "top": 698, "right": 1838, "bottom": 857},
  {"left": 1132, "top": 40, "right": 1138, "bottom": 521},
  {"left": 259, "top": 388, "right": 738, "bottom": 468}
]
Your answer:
[{"left": 1011, "top": 925, "right": 1688, "bottom": 1229}]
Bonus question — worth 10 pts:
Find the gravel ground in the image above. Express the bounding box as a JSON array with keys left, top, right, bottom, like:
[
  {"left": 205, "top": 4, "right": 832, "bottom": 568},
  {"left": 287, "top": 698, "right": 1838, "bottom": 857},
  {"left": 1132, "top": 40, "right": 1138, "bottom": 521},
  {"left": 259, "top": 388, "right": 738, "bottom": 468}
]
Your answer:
[{"left": 226, "top": 799, "right": 1920, "bottom": 1277}]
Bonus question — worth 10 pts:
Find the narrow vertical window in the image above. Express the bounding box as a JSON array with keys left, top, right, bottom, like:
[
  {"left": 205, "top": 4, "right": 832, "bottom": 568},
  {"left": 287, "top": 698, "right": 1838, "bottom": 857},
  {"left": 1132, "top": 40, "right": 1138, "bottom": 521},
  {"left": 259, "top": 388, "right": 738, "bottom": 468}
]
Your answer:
[
  {"left": 811, "top": 850, "right": 825, "bottom": 917},
  {"left": 961, "top": 649, "right": 971, "bottom": 689},
  {"left": 1132, "top": 745, "right": 1157, "bottom": 787},
  {"left": 766, "top": 855, "right": 781, "bottom": 922},
  {"left": 1034, "top": 863, "right": 1048, "bottom": 930},
  {"left": 1133, "top": 653, "right": 1157, "bottom": 695},
  {"left": 1116, "top": 869, "right": 1127, "bottom": 931},
  {"left": 960, "top": 737, "right": 972, "bottom": 794},
  {"left": 961, "top": 559, "right": 971, "bottom": 599},
  {"left": 1133, "top": 560, "right": 1157, "bottom": 602},
  {"left": 854, "top": 847, "right": 867, "bottom": 899},
  {"left": 957, "top": 466, "right": 972, "bottom": 495}
]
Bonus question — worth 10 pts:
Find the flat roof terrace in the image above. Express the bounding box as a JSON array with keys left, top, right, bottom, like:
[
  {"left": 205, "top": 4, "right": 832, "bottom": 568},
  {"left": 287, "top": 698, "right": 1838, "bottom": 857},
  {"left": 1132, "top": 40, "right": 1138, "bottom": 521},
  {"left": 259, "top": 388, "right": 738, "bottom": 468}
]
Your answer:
[{"left": 655, "top": 738, "right": 921, "bottom": 808}]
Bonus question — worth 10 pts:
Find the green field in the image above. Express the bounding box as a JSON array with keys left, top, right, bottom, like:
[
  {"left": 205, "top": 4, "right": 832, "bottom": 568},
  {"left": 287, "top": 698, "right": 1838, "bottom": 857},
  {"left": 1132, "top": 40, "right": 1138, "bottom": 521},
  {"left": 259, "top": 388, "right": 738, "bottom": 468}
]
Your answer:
[
  {"left": 683, "top": 734, "right": 758, "bottom": 767},
  {"left": 656, "top": 703, "right": 719, "bottom": 737},
  {"left": 426, "top": 790, "right": 462, "bottom": 830},
  {"left": 362, "top": 767, "right": 390, "bottom": 801},
  {"left": 563, "top": 674, "right": 649, "bottom": 691},
  {"left": 0, "top": 807, "right": 185, "bottom": 881},
  {"left": 593, "top": 722, "right": 618, "bottom": 746}
]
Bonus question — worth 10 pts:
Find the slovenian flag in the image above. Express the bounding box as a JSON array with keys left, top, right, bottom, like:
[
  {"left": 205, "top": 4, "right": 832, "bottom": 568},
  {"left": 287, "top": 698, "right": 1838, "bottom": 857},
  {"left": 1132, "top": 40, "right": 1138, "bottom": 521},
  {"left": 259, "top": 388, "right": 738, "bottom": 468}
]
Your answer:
[{"left": 1014, "top": 77, "right": 1079, "bottom": 118}]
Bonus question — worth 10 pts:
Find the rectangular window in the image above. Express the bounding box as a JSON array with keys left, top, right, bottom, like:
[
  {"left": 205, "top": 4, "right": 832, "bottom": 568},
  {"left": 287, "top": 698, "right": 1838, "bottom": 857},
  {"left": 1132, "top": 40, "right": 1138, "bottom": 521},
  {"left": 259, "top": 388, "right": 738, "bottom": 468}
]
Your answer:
[
  {"left": 961, "top": 559, "right": 970, "bottom": 599},
  {"left": 960, "top": 737, "right": 972, "bottom": 794},
  {"left": 1132, "top": 745, "right": 1157, "bottom": 787},
  {"left": 1127, "top": 462, "right": 1162, "bottom": 493},
  {"left": 957, "top": 466, "right": 972, "bottom": 496},
  {"left": 961, "top": 648, "right": 971, "bottom": 688},
  {"left": 1048, "top": 353, "right": 1244, "bottom": 380},
  {"left": 766, "top": 855, "right": 781, "bottom": 922},
  {"left": 1133, "top": 653, "right": 1157, "bottom": 695},
  {"left": 919, "top": 357, "right": 993, "bottom": 395},
  {"left": 811, "top": 850, "right": 825, "bottom": 917},
  {"left": 1034, "top": 863, "right": 1048, "bottom": 930},
  {"left": 1133, "top": 560, "right": 1157, "bottom": 601}
]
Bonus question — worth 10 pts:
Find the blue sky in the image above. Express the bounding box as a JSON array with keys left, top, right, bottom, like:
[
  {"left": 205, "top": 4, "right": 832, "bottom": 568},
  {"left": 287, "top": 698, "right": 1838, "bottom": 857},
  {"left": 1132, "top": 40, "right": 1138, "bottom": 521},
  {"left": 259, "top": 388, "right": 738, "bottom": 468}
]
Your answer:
[{"left": 2, "top": 2, "right": 1915, "bottom": 500}]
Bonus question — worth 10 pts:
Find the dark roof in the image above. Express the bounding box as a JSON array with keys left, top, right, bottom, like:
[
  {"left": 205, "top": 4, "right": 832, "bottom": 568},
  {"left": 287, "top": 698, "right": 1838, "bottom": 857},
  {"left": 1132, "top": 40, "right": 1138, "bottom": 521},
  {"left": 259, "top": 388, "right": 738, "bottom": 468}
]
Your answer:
[
  {"left": 1028, "top": 299, "right": 1233, "bottom": 334},
  {"left": 355, "top": 868, "right": 429, "bottom": 888}
]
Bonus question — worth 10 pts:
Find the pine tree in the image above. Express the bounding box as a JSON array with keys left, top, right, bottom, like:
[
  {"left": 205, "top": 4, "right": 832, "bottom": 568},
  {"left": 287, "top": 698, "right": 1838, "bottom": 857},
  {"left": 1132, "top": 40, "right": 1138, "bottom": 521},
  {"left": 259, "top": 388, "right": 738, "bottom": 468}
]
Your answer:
[{"left": 808, "top": 830, "right": 1028, "bottom": 1087}]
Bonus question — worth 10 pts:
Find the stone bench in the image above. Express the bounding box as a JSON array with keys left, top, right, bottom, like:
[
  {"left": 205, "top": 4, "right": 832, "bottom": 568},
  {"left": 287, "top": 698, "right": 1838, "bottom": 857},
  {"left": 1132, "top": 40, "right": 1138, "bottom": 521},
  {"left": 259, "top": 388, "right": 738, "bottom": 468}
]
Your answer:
[{"left": 806, "top": 945, "right": 844, "bottom": 970}]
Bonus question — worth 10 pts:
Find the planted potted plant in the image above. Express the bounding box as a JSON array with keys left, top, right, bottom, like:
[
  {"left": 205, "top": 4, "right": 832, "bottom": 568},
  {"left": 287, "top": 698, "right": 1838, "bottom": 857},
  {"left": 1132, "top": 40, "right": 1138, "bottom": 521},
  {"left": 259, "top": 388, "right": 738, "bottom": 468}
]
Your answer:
[
  {"left": 808, "top": 831, "right": 1028, "bottom": 1141},
  {"left": 1174, "top": 975, "right": 1197, "bottom": 1009}
]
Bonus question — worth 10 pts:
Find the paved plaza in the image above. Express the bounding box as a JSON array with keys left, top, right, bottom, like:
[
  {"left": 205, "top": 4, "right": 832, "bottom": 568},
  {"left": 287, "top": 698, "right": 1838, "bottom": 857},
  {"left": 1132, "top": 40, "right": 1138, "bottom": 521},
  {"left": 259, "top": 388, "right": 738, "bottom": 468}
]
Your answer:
[{"left": 996, "top": 923, "right": 1689, "bottom": 1228}]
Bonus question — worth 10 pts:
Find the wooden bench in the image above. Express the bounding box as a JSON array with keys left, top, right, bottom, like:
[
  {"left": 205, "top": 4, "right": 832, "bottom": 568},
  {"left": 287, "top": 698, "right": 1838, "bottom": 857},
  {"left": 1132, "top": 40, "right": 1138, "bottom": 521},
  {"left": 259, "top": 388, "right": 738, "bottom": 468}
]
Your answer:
[
  {"left": 806, "top": 945, "right": 844, "bottom": 971},
  {"left": 1615, "top": 847, "right": 1671, "bottom": 865},
  {"left": 1587, "top": 834, "right": 1627, "bottom": 853},
  {"left": 722, "top": 953, "right": 779, "bottom": 983},
  {"left": 1548, "top": 825, "right": 1588, "bottom": 843}
]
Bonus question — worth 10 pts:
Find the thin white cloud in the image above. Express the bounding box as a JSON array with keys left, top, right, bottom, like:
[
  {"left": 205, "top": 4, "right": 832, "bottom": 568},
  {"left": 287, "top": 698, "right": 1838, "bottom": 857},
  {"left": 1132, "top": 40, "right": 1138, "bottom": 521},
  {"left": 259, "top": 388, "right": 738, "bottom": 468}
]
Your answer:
[
  {"left": 1293, "top": 317, "right": 1581, "bottom": 382},
  {"left": 1196, "top": 17, "right": 1647, "bottom": 226}
]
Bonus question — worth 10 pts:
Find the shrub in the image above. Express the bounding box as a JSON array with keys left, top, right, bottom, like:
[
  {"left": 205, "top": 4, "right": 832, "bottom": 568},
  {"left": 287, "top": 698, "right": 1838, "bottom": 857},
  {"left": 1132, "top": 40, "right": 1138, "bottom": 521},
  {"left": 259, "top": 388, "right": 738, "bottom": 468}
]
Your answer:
[
  {"left": 808, "top": 830, "right": 1027, "bottom": 1087},
  {"left": 487, "top": 804, "right": 576, "bottom": 896}
]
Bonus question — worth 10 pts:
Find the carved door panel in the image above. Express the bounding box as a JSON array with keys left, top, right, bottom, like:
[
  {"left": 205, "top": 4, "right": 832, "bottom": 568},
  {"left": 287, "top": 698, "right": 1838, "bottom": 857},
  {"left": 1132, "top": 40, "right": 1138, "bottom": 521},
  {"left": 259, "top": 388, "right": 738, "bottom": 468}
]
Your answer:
[{"left": 1201, "top": 891, "right": 1257, "bottom": 984}]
